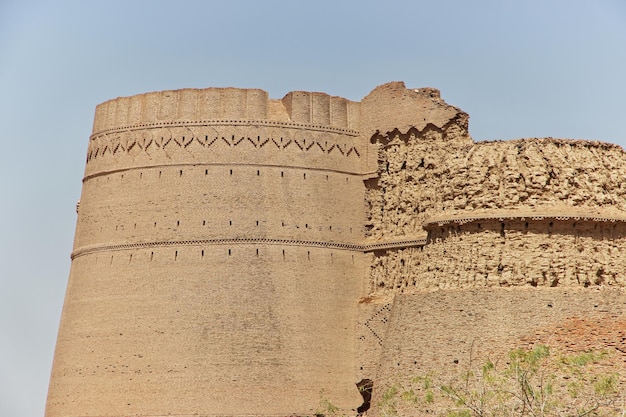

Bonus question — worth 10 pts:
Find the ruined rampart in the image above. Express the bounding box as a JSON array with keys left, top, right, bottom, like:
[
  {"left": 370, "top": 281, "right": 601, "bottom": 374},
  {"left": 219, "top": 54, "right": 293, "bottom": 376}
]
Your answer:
[{"left": 367, "top": 138, "right": 626, "bottom": 294}]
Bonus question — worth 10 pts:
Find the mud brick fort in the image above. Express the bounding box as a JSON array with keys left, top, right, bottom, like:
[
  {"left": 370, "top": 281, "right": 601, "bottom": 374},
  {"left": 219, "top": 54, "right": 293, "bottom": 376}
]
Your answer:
[{"left": 46, "top": 82, "right": 626, "bottom": 416}]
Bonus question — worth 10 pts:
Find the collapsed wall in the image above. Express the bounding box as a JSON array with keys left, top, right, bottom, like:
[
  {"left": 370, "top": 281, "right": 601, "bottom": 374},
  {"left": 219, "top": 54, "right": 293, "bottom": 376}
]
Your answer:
[{"left": 368, "top": 139, "right": 626, "bottom": 293}]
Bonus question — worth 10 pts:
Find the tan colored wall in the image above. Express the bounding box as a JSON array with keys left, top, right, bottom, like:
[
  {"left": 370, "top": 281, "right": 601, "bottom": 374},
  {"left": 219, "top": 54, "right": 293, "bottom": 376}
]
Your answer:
[
  {"left": 366, "top": 137, "right": 626, "bottom": 241},
  {"left": 47, "top": 87, "right": 370, "bottom": 417},
  {"left": 372, "top": 288, "right": 626, "bottom": 415},
  {"left": 370, "top": 219, "right": 626, "bottom": 293},
  {"left": 48, "top": 246, "right": 367, "bottom": 416},
  {"left": 366, "top": 126, "right": 626, "bottom": 294},
  {"left": 360, "top": 84, "right": 626, "bottom": 415}
]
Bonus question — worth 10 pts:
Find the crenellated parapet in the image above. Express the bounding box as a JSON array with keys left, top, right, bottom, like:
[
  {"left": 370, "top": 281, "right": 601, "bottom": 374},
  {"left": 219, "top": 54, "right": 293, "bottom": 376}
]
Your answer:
[{"left": 92, "top": 87, "right": 360, "bottom": 132}]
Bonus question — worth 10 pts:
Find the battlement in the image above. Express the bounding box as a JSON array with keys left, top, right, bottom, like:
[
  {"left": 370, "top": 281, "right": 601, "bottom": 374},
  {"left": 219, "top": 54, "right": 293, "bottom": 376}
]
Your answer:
[{"left": 92, "top": 87, "right": 360, "bottom": 134}]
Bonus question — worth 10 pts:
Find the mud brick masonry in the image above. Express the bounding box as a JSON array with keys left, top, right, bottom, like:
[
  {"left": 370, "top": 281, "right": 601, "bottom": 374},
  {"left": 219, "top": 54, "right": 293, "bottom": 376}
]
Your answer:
[{"left": 46, "top": 82, "right": 626, "bottom": 416}]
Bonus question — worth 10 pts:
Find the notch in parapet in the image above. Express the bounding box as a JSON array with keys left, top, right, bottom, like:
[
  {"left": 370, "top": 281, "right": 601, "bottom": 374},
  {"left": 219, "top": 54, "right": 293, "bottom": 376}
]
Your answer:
[
  {"left": 92, "top": 88, "right": 270, "bottom": 134},
  {"left": 282, "top": 91, "right": 352, "bottom": 128}
]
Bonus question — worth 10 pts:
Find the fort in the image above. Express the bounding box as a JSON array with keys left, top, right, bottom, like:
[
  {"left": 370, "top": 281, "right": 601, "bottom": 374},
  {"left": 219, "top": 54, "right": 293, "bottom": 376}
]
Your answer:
[{"left": 46, "top": 82, "right": 626, "bottom": 416}]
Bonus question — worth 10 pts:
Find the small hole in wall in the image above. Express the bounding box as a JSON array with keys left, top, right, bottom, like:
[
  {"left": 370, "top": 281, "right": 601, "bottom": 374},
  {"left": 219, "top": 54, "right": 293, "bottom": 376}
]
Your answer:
[
  {"left": 256, "top": 248, "right": 259, "bottom": 257},
  {"left": 229, "top": 220, "right": 232, "bottom": 226},
  {"left": 154, "top": 222, "right": 157, "bottom": 228},
  {"left": 205, "top": 169, "right": 208, "bottom": 175},
  {"left": 202, "top": 220, "right": 206, "bottom": 226},
  {"left": 281, "top": 171, "right": 284, "bottom": 177},
  {"left": 256, "top": 221, "right": 259, "bottom": 226},
  {"left": 128, "top": 254, "right": 132, "bottom": 264},
  {"left": 201, "top": 250, "right": 204, "bottom": 259},
  {"left": 356, "top": 379, "right": 373, "bottom": 414},
  {"left": 179, "top": 170, "right": 183, "bottom": 177},
  {"left": 303, "top": 173, "right": 306, "bottom": 180},
  {"left": 150, "top": 252, "right": 153, "bottom": 261},
  {"left": 282, "top": 249, "right": 285, "bottom": 259},
  {"left": 228, "top": 249, "right": 231, "bottom": 256},
  {"left": 230, "top": 169, "right": 233, "bottom": 175},
  {"left": 307, "top": 251, "right": 310, "bottom": 261},
  {"left": 139, "top": 172, "right": 143, "bottom": 179},
  {"left": 159, "top": 171, "right": 162, "bottom": 178},
  {"left": 257, "top": 170, "right": 260, "bottom": 176},
  {"left": 174, "top": 251, "right": 178, "bottom": 260},
  {"left": 177, "top": 220, "right": 180, "bottom": 227},
  {"left": 329, "top": 225, "right": 332, "bottom": 231}
]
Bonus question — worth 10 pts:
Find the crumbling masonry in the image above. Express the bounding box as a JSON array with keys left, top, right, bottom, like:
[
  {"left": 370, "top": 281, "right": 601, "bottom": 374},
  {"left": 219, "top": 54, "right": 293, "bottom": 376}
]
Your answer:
[{"left": 46, "top": 82, "right": 626, "bottom": 416}]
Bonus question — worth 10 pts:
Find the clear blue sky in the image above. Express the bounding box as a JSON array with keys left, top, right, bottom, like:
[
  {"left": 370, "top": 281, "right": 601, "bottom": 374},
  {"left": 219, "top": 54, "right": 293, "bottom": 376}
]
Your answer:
[{"left": 1, "top": 1, "right": 625, "bottom": 416}]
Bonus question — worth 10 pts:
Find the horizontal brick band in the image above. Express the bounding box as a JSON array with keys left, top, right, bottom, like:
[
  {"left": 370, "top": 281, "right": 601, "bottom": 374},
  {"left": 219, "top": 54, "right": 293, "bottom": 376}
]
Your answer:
[
  {"left": 90, "top": 119, "right": 360, "bottom": 140},
  {"left": 423, "top": 210, "right": 626, "bottom": 228},
  {"left": 71, "top": 236, "right": 429, "bottom": 259}
]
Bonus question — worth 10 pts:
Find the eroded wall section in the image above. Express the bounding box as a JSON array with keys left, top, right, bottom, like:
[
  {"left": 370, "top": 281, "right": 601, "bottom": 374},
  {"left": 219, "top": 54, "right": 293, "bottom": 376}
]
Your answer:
[{"left": 367, "top": 138, "right": 626, "bottom": 294}]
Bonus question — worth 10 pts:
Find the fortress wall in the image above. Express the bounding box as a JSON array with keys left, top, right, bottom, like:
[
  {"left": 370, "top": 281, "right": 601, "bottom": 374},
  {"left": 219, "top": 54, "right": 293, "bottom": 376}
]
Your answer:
[
  {"left": 369, "top": 219, "right": 626, "bottom": 294},
  {"left": 356, "top": 298, "right": 393, "bottom": 381},
  {"left": 54, "top": 82, "right": 626, "bottom": 417},
  {"left": 47, "top": 245, "right": 367, "bottom": 416},
  {"left": 94, "top": 88, "right": 270, "bottom": 132},
  {"left": 365, "top": 122, "right": 472, "bottom": 239},
  {"left": 84, "top": 124, "right": 364, "bottom": 178},
  {"left": 372, "top": 288, "right": 626, "bottom": 416},
  {"left": 73, "top": 164, "right": 365, "bottom": 251},
  {"left": 50, "top": 87, "right": 372, "bottom": 417},
  {"left": 461, "top": 139, "right": 626, "bottom": 212},
  {"left": 366, "top": 136, "right": 626, "bottom": 296},
  {"left": 367, "top": 138, "right": 626, "bottom": 242},
  {"left": 93, "top": 88, "right": 357, "bottom": 134}
]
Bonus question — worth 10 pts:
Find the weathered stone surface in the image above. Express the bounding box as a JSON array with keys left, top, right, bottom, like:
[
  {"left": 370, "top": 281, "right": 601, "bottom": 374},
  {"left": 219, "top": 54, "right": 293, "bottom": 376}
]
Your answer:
[{"left": 374, "top": 288, "right": 626, "bottom": 416}]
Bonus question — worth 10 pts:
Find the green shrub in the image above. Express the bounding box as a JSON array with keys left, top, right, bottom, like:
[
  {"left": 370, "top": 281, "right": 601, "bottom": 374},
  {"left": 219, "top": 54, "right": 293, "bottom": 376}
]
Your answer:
[{"left": 378, "top": 345, "right": 622, "bottom": 417}]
